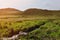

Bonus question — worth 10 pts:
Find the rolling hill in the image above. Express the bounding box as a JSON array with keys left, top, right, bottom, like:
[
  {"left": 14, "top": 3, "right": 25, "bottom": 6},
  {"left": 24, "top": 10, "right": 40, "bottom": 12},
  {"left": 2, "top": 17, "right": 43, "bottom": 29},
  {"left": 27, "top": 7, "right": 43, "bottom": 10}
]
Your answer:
[
  {"left": 23, "top": 8, "right": 60, "bottom": 16},
  {"left": 0, "top": 8, "right": 22, "bottom": 15},
  {"left": 0, "top": 8, "right": 60, "bottom": 16},
  {"left": 0, "top": 8, "right": 60, "bottom": 20},
  {"left": 0, "top": 8, "right": 23, "bottom": 20}
]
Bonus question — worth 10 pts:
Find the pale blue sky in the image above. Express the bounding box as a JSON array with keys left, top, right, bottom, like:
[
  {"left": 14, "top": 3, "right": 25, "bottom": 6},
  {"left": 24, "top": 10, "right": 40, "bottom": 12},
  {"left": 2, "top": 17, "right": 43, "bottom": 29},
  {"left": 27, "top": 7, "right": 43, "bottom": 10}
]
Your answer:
[{"left": 0, "top": 0, "right": 60, "bottom": 10}]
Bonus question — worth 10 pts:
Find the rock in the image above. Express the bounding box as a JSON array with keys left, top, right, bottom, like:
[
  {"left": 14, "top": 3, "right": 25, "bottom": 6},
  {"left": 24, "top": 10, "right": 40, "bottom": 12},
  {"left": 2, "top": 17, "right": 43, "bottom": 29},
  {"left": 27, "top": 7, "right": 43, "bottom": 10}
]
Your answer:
[{"left": 0, "top": 31, "right": 27, "bottom": 40}]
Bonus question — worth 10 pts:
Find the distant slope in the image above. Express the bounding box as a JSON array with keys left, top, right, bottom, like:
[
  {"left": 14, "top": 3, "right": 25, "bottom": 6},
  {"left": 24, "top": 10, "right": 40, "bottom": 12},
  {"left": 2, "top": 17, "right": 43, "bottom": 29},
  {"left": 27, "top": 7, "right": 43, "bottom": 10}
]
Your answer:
[
  {"left": 0, "top": 8, "right": 23, "bottom": 15},
  {"left": 0, "top": 8, "right": 60, "bottom": 21},
  {"left": 23, "top": 8, "right": 60, "bottom": 17},
  {"left": 0, "top": 8, "right": 23, "bottom": 19}
]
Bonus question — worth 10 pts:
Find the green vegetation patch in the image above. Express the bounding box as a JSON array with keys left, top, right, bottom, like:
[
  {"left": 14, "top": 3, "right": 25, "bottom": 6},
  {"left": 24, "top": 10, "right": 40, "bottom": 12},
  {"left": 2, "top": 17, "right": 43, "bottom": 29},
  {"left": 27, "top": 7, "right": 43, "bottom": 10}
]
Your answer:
[
  {"left": 0, "top": 19, "right": 60, "bottom": 40},
  {"left": 18, "top": 19, "right": 60, "bottom": 40},
  {"left": 0, "top": 20, "right": 47, "bottom": 37}
]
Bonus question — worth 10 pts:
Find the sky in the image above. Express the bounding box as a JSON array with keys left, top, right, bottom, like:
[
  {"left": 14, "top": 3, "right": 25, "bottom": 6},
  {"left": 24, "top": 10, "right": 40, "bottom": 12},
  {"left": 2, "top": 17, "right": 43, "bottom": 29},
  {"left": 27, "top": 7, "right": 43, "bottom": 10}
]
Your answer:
[{"left": 0, "top": 0, "right": 60, "bottom": 10}]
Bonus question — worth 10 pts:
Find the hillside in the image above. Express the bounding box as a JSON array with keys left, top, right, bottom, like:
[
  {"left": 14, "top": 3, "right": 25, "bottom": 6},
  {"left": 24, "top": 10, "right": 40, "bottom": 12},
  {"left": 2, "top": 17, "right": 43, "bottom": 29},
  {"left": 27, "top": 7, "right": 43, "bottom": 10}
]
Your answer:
[
  {"left": 23, "top": 8, "right": 60, "bottom": 17},
  {"left": 0, "top": 8, "right": 23, "bottom": 15},
  {"left": 0, "top": 8, "right": 60, "bottom": 18},
  {"left": 0, "top": 8, "right": 60, "bottom": 16},
  {"left": 0, "top": 8, "right": 23, "bottom": 20},
  {"left": 0, "top": 8, "right": 60, "bottom": 20}
]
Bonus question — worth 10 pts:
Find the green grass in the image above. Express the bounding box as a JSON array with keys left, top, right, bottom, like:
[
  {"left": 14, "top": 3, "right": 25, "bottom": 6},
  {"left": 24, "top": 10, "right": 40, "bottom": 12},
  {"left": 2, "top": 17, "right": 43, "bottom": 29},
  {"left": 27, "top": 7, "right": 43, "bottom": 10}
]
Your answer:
[
  {"left": 0, "top": 19, "right": 60, "bottom": 40},
  {"left": 18, "top": 19, "right": 60, "bottom": 40},
  {"left": 0, "top": 20, "right": 47, "bottom": 37}
]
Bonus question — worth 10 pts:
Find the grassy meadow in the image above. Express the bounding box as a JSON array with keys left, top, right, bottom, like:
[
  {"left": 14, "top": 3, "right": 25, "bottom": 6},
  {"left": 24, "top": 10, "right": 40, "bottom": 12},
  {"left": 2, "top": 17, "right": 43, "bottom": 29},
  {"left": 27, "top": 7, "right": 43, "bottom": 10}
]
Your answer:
[
  {"left": 0, "top": 19, "right": 60, "bottom": 40},
  {"left": 0, "top": 8, "right": 60, "bottom": 40}
]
